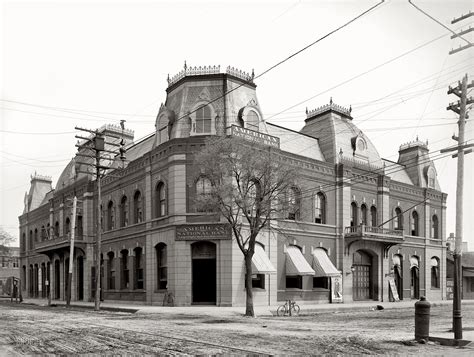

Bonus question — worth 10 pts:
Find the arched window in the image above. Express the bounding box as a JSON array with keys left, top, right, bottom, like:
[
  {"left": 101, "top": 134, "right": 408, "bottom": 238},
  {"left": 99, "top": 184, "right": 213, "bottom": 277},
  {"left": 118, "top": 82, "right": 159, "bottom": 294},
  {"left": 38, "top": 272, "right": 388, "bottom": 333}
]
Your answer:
[
  {"left": 120, "top": 249, "right": 129, "bottom": 289},
  {"left": 156, "top": 182, "right": 166, "bottom": 217},
  {"left": 54, "top": 222, "right": 59, "bottom": 237},
  {"left": 120, "top": 196, "right": 128, "bottom": 227},
  {"left": 411, "top": 211, "right": 419, "bottom": 236},
  {"left": 394, "top": 207, "right": 403, "bottom": 231},
  {"left": 431, "top": 215, "right": 439, "bottom": 238},
  {"left": 65, "top": 217, "right": 70, "bottom": 236},
  {"left": 287, "top": 187, "right": 301, "bottom": 220},
  {"left": 21, "top": 233, "right": 26, "bottom": 252},
  {"left": 195, "top": 105, "right": 212, "bottom": 134},
  {"left": 246, "top": 110, "right": 259, "bottom": 131},
  {"left": 156, "top": 243, "right": 167, "bottom": 290},
  {"left": 196, "top": 176, "right": 212, "bottom": 212},
  {"left": 34, "top": 228, "right": 38, "bottom": 242},
  {"left": 134, "top": 247, "right": 144, "bottom": 290},
  {"left": 77, "top": 215, "right": 83, "bottom": 237},
  {"left": 431, "top": 257, "right": 440, "bottom": 288},
  {"left": 107, "top": 252, "right": 115, "bottom": 290},
  {"left": 133, "top": 191, "right": 143, "bottom": 224},
  {"left": 350, "top": 202, "right": 358, "bottom": 227},
  {"left": 360, "top": 204, "right": 368, "bottom": 226},
  {"left": 41, "top": 225, "right": 46, "bottom": 241},
  {"left": 314, "top": 192, "right": 326, "bottom": 224},
  {"left": 28, "top": 230, "right": 33, "bottom": 250},
  {"left": 370, "top": 206, "right": 377, "bottom": 227},
  {"left": 107, "top": 201, "right": 115, "bottom": 230}
]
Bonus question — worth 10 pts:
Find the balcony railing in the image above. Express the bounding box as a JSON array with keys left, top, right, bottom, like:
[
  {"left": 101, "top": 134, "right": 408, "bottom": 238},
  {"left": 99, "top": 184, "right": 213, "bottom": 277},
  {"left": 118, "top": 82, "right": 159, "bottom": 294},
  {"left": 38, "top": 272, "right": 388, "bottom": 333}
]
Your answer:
[
  {"left": 345, "top": 224, "right": 404, "bottom": 243},
  {"left": 34, "top": 233, "right": 84, "bottom": 250}
]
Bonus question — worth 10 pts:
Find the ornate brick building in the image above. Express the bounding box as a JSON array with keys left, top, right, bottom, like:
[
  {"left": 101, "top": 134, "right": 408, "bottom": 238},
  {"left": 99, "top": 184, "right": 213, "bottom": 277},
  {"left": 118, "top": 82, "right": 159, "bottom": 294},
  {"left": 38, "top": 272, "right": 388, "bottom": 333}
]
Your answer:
[{"left": 19, "top": 64, "right": 447, "bottom": 306}]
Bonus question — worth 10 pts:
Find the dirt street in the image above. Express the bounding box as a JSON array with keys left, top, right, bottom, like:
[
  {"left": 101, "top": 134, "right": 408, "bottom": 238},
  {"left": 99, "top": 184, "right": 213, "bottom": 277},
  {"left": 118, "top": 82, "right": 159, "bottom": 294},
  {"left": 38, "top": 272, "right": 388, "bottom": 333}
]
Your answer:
[{"left": 0, "top": 302, "right": 473, "bottom": 355}]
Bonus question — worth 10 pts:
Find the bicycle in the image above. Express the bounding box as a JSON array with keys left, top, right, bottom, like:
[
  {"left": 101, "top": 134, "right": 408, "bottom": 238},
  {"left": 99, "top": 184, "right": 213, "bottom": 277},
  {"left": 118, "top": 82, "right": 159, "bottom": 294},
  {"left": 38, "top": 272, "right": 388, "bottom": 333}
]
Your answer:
[{"left": 277, "top": 299, "right": 300, "bottom": 316}]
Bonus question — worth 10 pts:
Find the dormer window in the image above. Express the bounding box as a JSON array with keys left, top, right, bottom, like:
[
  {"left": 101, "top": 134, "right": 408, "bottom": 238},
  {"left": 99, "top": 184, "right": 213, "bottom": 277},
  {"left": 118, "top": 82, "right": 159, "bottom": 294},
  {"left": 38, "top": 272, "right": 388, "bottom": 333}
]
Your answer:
[
  {"left": 196, "top": 105, "right": 211, "bottom": 133},
  {"left": 238, "top": 106, "right": 261, "bottom": 132},
  {"left": 190, "top": 103, "right": 216, "bottom": 135},
  {"left": 246, "top": 110, "right": 259, "bottom": 131}
]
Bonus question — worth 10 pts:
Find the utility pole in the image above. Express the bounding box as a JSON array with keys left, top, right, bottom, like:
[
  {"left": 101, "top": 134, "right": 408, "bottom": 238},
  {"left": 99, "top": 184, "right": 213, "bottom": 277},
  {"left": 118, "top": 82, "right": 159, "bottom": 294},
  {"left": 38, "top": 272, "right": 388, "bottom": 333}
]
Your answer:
[
  {"left": 74, "top": 125, "right": 127, "bottom": 311},
  {"left": 441, "top": 10, "right": 474, "bottom": 341},
  {"left": 66, "top": 196, "right": 77, "bottom": 306},
  {"left": 443, "top": 75, "right": 474, "bottom": 340}
]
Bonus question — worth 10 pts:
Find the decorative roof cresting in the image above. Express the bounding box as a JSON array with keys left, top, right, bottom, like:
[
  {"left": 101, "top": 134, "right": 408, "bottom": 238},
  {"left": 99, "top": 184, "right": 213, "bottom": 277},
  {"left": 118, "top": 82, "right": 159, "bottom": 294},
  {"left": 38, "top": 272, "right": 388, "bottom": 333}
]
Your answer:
[
  {"left": 306, "top": 97, "right": 352, "bottom": 119},
  {"left": 167, "top": 62, "right": 254, "bottom": 87},
  {"left": 399, "top": 136, "right": 429, "bottom": 151}
]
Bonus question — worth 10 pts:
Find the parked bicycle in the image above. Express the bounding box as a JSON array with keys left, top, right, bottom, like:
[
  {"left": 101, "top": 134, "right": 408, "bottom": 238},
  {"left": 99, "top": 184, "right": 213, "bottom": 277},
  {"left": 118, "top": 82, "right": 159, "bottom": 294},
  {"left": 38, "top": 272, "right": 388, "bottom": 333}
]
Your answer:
[{"left": 277, "top": 299, "right": 300, "bottom": 316}]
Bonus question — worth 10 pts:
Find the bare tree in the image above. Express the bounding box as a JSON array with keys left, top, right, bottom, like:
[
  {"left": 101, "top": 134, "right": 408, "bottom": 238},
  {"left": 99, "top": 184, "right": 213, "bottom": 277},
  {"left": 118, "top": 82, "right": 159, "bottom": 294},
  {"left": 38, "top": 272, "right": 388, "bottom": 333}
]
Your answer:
[
  {"left": 194, "top": 136, "right": 297, "bottom": 317},
  {"left": 0, "top": 227, "right": 15, "bottom": 255}
]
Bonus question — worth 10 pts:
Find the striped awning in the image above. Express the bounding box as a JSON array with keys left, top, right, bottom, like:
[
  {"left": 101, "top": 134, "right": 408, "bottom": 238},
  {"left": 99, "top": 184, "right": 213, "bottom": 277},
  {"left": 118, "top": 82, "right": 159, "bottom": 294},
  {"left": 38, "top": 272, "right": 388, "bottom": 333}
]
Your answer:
[
  {"left": 251, "top": 244, "right": 276, "bottom": 274},
  {"left": 312, "top": 249, "right": 341, "bottom": 277},
  {"left": 286, "top": 245, "right": 315, "bottom": 276}
]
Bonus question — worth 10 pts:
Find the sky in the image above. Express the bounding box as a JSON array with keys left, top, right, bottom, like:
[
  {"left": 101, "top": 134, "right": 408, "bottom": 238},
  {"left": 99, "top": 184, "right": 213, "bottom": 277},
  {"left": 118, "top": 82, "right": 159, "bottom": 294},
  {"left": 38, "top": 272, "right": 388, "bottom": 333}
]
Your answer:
[{"left": 1, "top": 0, "right": 473, "bottom": 249}]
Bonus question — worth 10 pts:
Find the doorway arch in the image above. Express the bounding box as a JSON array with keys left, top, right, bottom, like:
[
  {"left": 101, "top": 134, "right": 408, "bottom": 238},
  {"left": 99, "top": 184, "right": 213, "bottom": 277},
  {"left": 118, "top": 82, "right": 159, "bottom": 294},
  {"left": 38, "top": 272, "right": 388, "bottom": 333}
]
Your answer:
[
  {"left": 54, "top": 259, "right": 60, "bottom": 299},
  {"left": 393, "top": 254, "right": 403, "bottom": 300},
  {"left": 191, "top": 241, "right": 216, "bottom": 305},
  {"left": 410, "top": 256, "right": 420, "bottom": 299},
  {"left": 352, "top": 250, "right": 373, "bottom": 300},
  {"left": 77, "top": 256, "right": 84, "bottom": 301}
]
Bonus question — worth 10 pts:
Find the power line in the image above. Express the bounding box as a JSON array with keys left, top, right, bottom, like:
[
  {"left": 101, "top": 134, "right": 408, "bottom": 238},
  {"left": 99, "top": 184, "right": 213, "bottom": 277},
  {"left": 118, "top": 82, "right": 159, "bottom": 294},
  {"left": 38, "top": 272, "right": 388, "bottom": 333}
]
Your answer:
[
  {"left": 0, "top": 99, "right": 155, "bottom": 118},
  {"left": 408, "top": 1, "right": 472, "bottom": 46},
  {"left": 265, "top": 25, "right": 472, "bottom": 122}
]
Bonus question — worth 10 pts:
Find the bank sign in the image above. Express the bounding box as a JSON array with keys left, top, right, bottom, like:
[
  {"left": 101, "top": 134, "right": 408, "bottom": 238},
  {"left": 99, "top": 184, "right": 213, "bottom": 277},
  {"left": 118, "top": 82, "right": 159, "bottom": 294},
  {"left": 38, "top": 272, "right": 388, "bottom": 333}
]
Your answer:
[
  {"left": 230, "top": 125, "right": 280, "bottom": 148},
  {"left": 176, "top": 224, "right": 231, "bottom": 240}
]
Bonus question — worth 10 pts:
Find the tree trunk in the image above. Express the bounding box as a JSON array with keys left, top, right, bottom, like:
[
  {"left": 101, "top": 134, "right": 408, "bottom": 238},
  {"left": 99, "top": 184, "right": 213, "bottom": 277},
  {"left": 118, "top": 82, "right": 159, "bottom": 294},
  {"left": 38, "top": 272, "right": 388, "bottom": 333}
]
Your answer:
[{"left": 244, "top": 253, "right": 255, "bottom": 317}]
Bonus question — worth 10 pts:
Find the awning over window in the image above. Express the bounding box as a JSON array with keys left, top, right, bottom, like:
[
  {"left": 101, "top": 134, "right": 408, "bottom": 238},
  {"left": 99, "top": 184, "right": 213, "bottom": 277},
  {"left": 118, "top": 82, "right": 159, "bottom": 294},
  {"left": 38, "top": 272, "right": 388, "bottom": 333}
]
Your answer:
[
  {"left": 286, "top": 245, "right": 315, "bottom": 276},
  {"left": 312, "top": 249, "right": 341, "bottom": 277},
  {"left": 392, "top": 255, "right": 401, "bottom": 266},
  {"left": 251, "top": 244, "right": 276, "bottom": 274},
  {"left": 410, "top": 256, "right": 419, "bottom": 268}
]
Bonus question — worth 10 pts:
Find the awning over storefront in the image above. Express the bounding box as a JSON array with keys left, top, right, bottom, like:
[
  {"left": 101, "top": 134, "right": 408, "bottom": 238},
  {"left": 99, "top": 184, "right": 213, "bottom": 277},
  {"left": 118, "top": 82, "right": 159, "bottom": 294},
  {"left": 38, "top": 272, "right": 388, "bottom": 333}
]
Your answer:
[
  {"left": 463, "top": 269, "right": 474, "bottom": 277},
  {"left": 312, "top": 249, "right": 341, "bottom": 277},
  {"left": 251, "top": 244, "right": 276, "bottom": 274},
  {"left": 286, "top": 245, "right": 315, "bottom": 276}
]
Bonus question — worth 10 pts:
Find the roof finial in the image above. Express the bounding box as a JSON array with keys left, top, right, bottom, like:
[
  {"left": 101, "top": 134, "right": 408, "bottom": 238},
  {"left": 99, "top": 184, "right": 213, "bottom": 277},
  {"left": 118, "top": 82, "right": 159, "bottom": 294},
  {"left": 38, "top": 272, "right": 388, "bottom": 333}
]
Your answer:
[
  {"left": 251, "top": 68, "right": 255, "bottom": 80},
  {"left": 330, "top": 97, "right": 333, "bottom": 105},
  {"left": 184, "top": 60, "right": 187, "bottom": 70},
  {"left": 167, "top": 73, "right": 170, "bottom": 83},
  {"left": 416, "top": 135, "right": 419, "bottom": 141},
  {"left": 349, "top": 105, "right": 352, "bottom": 113},
  {"left": 305, "top": 107, "right": 308, "bottom": 115}
]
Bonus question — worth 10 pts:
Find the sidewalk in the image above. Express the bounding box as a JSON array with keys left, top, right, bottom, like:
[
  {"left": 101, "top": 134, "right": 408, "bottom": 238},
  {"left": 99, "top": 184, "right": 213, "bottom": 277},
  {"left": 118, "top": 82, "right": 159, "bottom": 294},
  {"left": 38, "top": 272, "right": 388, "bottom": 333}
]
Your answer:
[
  {"left": 13, "top": 297, "right": 474, "bottom": 348},
  {"left": 16, "top": 296, "right": 474, "bottom": 316}
]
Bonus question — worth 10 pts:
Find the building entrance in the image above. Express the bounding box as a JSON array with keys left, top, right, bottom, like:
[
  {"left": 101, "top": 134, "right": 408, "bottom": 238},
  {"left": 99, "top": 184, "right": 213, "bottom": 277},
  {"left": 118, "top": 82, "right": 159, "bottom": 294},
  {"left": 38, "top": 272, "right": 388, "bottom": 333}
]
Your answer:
[
  {"left": 410, "top": 256, "right": 420, "bottom": 299},
  {"left": 191, "top": 241, "right": 216, "bottom": 305},
  {"left": 54, "top": 260, "right": 60, "bottom": 299},
  {"left": 410, "top": 267, "right": 420, "bottom": 299},
  {"left": 352, "top": 250, "right": 373, "bottom": 301},
  {"left": 77, "top": 256, "right": 84, "bottom": 301}
]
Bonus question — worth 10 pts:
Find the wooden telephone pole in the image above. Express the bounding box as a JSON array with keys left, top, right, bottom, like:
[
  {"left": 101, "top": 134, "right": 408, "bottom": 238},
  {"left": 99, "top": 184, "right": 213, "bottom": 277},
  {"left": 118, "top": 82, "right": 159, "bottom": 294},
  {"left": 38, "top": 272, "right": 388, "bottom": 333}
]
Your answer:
[
  {"left": 74, "top": 125, "right": 127, "bottom": 311},
  {"left": 444, "top": 75, "right": 473, "bottom": 340},
  {"left": 441, "top": 10, "right": 474, "bottom": 341}
]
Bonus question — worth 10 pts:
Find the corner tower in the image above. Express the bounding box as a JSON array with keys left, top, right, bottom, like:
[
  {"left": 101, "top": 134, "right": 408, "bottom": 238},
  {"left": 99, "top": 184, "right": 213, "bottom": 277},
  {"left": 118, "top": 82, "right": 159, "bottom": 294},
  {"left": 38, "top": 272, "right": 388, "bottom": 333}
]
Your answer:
[
  {"left": 397, "top": 138, "right": 440, "bottom": 190},
  {"left": 153, "top": 64, "right": 268, "bottom": 148}
]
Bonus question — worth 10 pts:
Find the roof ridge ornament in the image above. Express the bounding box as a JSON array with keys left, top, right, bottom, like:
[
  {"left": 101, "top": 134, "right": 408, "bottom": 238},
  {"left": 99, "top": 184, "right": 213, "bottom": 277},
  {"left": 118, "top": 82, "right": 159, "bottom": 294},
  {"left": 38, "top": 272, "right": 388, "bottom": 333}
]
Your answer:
[{"left": 306, "top": 99, "right": 352, "bottom": 120}]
